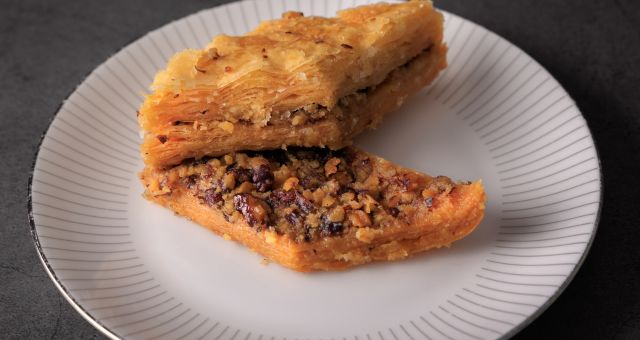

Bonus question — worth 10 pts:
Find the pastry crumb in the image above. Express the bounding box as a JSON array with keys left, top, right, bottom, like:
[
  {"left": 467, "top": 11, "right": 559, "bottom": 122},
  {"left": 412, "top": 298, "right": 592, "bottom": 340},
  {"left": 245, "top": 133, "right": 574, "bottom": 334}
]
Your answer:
[
  {"left": 218, "top": 121, "right": 235, "bottom": 134},
  {"left": 291, "top": 115, "right": 306, "bottom": 126}
]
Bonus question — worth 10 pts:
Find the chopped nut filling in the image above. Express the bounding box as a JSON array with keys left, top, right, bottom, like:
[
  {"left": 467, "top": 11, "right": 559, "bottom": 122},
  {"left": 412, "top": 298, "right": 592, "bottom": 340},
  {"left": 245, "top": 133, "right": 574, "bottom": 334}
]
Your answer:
[
  {"left": 161, "top": 46, "right": 434, "bottom": 135},
  {"left": 147, "top": 148, "right": 454, "bottom": 243}
]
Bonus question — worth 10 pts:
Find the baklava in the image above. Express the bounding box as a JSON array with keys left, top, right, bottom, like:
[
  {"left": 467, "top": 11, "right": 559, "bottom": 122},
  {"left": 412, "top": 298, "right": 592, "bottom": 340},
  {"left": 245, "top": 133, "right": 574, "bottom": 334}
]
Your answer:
[
  {"left": 139, "top": 1, "right": 447, "bottom": 168},
  {"left": 140, "top": 147, "right": 485, "bottom": 271}
]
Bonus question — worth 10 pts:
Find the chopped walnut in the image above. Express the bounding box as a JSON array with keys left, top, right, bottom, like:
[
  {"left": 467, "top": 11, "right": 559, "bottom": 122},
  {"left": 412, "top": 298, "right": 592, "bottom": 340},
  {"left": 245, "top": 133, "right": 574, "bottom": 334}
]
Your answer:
[
  {"left": 223, "top": 154, "right": 234, "bottom": 165},
  {"left": 321, "top": 195, "right": 336, "bottom": 208},
  {"left": 223, "top": 172, "right": 236, "bottom": 191},
  {"left": 283, "top": 177, "right": 299, "bottom": 191},
  {"left": 361, "top": 194, "right": 378, "bottom": 213},
  {"left": 236, "top": 181, "right": 254, "bottom": 193},
  {"left": 233, "top": 193, "right": 270, "bottom": 228},
  {"left": 340, "top": 191, "right": 356, "bottom": 204},
  {"left": 327, "top": 206, "right": 345, "bottom": 222},
  {"left": 311, "top": 188, "right": 326, "bottom": 204},
  {"left": 324, "top": 157, "right": 341, "bottom": 176},
  {"left": 348, "top": 210, "right": 371, "bottom": 227},
  {"left": 150, "top": 148, "right": 457, "bottom": 243}
]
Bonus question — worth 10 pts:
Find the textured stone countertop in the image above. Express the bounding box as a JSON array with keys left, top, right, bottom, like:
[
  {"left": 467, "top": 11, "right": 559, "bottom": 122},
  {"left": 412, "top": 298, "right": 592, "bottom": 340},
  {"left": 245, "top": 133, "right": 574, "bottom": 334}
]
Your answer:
[{"left": 1, "top": 0, "right": 639, "bottom": 338}]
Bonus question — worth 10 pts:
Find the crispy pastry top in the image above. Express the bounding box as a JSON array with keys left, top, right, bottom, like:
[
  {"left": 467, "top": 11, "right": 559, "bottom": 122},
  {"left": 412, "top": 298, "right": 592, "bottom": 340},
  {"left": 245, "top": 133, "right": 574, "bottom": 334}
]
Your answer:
[{"left": 140, "top": 0, "right": 442, "bottom": 128}]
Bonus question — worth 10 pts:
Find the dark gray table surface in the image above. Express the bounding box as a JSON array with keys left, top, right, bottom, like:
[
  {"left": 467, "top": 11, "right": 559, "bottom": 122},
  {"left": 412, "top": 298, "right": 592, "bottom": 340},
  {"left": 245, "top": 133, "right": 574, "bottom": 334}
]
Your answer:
[{"left": 2, "top": 0, "right": 639, "bottom": 339}]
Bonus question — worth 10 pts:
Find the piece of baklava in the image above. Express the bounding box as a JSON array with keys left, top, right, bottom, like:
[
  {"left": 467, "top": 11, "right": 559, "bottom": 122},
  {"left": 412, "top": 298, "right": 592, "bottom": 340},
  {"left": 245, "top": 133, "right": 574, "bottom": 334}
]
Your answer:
[
  {"left": 139, "top": 1, "right": 447, "bottom": 168},
  {"left": 141, "top": 147, "right": 485, "bottom": 272}
]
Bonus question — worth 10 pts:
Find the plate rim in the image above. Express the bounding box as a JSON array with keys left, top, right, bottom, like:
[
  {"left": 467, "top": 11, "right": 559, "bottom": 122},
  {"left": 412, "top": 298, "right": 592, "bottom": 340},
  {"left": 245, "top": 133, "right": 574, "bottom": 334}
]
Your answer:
[
  {"left": 437, "top": 13, "right": 605, "bottom": 340},
  {"left": 26, "top": 2, "right": 604, "bottom": 339}
]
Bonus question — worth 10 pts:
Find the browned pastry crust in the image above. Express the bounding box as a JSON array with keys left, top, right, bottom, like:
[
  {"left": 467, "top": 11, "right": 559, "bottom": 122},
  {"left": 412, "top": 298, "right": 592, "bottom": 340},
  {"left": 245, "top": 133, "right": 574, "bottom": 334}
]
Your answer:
[
  {"left": 139, "top": 1, "right": 446, "bottom": 168},
  {"left": 140, "top": 148, "right": 485, "bottom": 272}
]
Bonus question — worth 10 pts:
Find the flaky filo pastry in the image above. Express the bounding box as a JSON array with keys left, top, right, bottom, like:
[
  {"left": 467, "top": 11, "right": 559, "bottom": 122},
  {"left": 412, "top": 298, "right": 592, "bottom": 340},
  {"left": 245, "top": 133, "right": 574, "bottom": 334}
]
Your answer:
[{"left": 139, "top": 1, "right": 447, "bottom": 168}]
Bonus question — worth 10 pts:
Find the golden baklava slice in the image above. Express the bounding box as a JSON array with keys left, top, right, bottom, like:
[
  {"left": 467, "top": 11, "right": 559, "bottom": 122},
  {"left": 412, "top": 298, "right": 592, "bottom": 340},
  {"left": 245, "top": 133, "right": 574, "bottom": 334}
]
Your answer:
[
  {"left": 140, "top": 147, "right": 485, "bottom": 272},
  {"left": 139, "top": 0, "right": 447, "bottom": 168}
]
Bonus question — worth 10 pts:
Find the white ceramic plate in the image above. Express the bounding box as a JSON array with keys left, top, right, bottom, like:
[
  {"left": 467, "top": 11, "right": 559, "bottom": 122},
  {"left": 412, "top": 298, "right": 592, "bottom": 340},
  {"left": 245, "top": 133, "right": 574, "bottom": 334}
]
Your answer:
[{"left": 29, "top": 1, "right": 602, "bottom": 339}]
